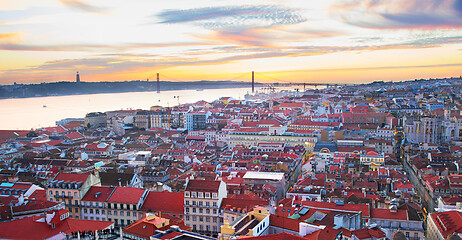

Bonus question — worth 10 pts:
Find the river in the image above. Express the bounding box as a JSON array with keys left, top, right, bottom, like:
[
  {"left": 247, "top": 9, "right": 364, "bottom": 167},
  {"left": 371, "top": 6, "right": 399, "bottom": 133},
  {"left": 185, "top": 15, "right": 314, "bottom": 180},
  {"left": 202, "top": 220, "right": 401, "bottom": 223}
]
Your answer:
[{"left": 0, "top": 87, "right": 256, "bottom": 130}]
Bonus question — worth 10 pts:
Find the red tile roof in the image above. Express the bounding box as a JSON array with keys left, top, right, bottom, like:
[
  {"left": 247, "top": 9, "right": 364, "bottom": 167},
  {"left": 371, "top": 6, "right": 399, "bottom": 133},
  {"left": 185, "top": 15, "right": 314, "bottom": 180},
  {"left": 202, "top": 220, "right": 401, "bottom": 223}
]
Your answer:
[
  {"left": 0, "top": 130, "right": 29, "bottom": 140},
  {"left": 81, "top": 186, "right": 115, "bottom": 202},
  {"left": 430, "top": 211, "right": 462, "bottom": 239},
  {"left": 65, "top": 132, "right": 83, "bottom": 139},
  {"left": 371, "top": 208, "right": 408, "bottom": 220},
  {"left": 107, "top": 187, "right": 145, "bottom": 204},
  {"left": 141, "top": 191, "right": 184, "bottom": 214},
  {"left": 185, "top": 179, "right": 221, "bottom": 192},
  {"left": 221, "top": 198, "right": 269, "bottom": 213},
  {"left": 123, "top": 214, "right": 190, "bottom": 239},
  {"left": 342, "top": 227, "right": 386, "bottom": 240},
  {"left": 305, "top": 226, "right": 341, "bottom": 240},
  {"left": 269, "top": 214, "right": 300, "bottom": 232},
  {"left": 53, "top": 172, "right": 90, "bottom": 183},
  {"left": 0, "top": 215, "right": 113, "bottom": 240}
]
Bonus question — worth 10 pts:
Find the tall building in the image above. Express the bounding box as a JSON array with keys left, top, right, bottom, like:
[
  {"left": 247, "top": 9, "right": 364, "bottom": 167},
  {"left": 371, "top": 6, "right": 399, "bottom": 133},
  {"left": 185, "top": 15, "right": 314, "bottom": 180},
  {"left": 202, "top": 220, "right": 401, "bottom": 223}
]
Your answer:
[
  {"left": 47, "top": 172, "right": 101, "bottom": 219},
  {"left": 184, "top": 179, "right": 227, "bottom": 235},
  {"left": 185, "top": 111, "right": 211, "bottom": 131}
]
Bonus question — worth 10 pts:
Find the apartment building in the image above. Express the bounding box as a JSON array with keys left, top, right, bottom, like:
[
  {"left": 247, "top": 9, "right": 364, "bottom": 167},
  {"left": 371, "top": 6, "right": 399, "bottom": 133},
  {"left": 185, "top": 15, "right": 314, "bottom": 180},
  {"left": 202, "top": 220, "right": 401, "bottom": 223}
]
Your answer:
[
  {"left": 47, "top": 172, "right": 101, "bottom": 219},
  {"left": 184, "top": 179, "right": 227, "bottom": 235}
]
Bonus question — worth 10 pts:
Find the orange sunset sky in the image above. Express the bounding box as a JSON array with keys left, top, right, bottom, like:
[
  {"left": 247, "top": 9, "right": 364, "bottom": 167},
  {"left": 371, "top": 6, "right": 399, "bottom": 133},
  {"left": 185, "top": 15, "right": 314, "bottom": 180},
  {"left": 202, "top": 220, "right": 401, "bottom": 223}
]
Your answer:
[{"left": 0, "top": 0, "right": 461, "bottom": 84}]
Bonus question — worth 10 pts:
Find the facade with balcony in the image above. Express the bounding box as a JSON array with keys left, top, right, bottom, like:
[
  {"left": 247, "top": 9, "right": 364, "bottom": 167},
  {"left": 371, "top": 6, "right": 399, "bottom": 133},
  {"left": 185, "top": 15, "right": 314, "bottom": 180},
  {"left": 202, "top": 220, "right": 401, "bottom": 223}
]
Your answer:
[{"left": 184, "top": 179, "right": 227, "bottom": 235}]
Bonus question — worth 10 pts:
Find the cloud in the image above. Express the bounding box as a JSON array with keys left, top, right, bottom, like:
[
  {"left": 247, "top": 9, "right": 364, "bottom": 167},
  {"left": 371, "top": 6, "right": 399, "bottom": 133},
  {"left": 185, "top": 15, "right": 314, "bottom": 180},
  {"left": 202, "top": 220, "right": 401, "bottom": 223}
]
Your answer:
[
  {"left": 0, "top": 41, "right": 212, "bottom": 52},
  {"left": 331, "top": 0, "right": 462, "bottom": 29},
  {"left": 58, "top": 0, "right": 107, "bottom": 14},
  {"left": 156, "top": 5, "right": 306, "bottom": 30},
  {"left": 155, "top": 5, "right": 307, "bottom": 47},
  {"left": 2, "top": 33, "right": 462, "bottom": 83}
]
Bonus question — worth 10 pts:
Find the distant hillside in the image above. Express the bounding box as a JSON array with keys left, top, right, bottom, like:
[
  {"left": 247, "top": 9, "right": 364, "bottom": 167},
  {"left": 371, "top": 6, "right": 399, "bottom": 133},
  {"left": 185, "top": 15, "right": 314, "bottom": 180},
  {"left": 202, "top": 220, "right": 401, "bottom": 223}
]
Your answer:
[{"left": 0, "top": 80, "right": 263, "bottom": 99}]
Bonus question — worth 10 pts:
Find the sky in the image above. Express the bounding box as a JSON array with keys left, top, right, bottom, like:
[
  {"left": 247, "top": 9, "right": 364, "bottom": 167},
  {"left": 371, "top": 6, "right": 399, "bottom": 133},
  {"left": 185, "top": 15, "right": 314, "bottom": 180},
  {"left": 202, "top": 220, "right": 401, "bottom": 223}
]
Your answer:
[{"left": 0, "top": 0, "right": 461, "bottom": 85}]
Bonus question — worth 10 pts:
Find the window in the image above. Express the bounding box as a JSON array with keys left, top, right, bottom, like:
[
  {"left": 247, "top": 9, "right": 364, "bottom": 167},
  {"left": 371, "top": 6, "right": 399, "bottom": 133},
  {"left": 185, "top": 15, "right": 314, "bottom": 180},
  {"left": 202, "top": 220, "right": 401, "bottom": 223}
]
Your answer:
[
  {"left": 75, "top": 208, "right": 78, "bottom": 213},
  {"left": 199, "top": 217, "right": 203, "bottom": 222},
  {"left": 198, "top": 192, "right": 203, "bottom": 198},
  {"left": 206, "top": 217, "right": 210, "bottom": 222},
  {"left": 213, "top": 209, "right": 217, "bottom": 214},
  {"left": 49, "top": 190, "right": 52, "bottom": 195},
  {"left": 192, "top": 201, "right": 196, "bottom": 206},
  {"left": 186, "top": 216, "right": 190, "bottom": 221},
  {"left": 121, "top": 220, "right": 124, "bottom": 226},
  {"left": 120, "top": 211, "right": 124, "bottom": 217},
  {"left": 191, "top": 192, "right": 197, "bottom": 198},
  {"left": 68, "top": 191, "right": 71, "bottom": 197},
  {"left": 185, "top": 192, "right": 190, "bottom": 197},
  {"left": 89, "top": 209, "right": 93, "bottom": 214},
  {"left": 213, "top": 226, "right": 217, "bottom": 232},
  {"left": 206, "top": 209, "right": 210, "bottom": 214},
  {"left": 205, "top": 202, "right": 210, "bottom": 207},
  {"left": 96, "top": 210, "right": 99, "bottom": 214},
  {"left": 205, "top": 192, "right": 210, "bottom": 198},
  {"left": 108, "top": 211, "right": 112, "bottom": 215},
  {"left": 193, "top": 208, "right": 196, "bottom": 213},
  {"left": 199, "top": 209, "right": 203, "bottom": 214},
  {"left": 74, "top": 192, "right": 78, "bottom": 198},
  {"left": 74, "top": 200, "right": 78, "bottom": 206},
  {"left": 185, "top": 200, "right": 190, "bottom": 206},
  {"left": 213, "top": 217, "right": 217, "bottom": 223},
  {"left": 213, "top": 202, "right": 217, "bottom": 207},
  {"left": 102, "top": 210, "right": 105, "bottom": 214},
  {"left": 127, "top": 212, "right": 130, "bottom": 217},
  {"left": 199, "top": 201, "right": 203, "bottom": 207},
  {"left": 84, "top": 209, "right": 87, "bottom": 213},
  {"left": 114, "top": 211, "right": 118, "bottom": 216},
  {"left": 193, "top": 216, "right": 197, "bottom": 221},
  {"left": 186, "top": 208, "right": 190, "bottom": 213}
]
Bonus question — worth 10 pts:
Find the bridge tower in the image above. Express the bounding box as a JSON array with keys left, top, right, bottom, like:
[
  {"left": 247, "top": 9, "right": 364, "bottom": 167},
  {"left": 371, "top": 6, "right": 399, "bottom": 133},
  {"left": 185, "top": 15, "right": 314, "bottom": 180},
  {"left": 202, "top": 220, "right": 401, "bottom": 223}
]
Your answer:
[
  {"left": 156, "top": 73, "right": 160, "bottom": 93},
  {"left": 252, "top": 71, "right": 255, "bottom": 93}
]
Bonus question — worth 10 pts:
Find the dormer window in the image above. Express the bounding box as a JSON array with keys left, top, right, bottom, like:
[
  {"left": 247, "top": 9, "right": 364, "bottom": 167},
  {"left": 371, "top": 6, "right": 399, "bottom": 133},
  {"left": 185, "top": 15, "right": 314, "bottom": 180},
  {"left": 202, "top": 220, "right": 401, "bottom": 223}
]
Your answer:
[
  {"left": 198, "top": 192, "right": 203, "bottom": 198},
  {"left": 185, "top": 191, "right": 190, "bottom": 197}
]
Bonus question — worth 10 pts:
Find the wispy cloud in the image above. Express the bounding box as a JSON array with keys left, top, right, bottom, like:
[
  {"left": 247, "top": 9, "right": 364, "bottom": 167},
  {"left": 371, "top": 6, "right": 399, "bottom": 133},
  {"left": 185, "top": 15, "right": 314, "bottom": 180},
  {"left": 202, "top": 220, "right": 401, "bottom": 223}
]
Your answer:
[
  {"left": 331, "top": 0, "right": 462, "bottom": 29},
  {"left": 156, "top": 5, "right": 307, "bottom": 47},
  {"left": 2, "top": 33, "right": 462, "bottom": 83},
  {"left": 156, "top": 5, "right": 306, "bottom": 29},
  {"left": 58, "top": 0, "right": 108, "bottom": 14},
  {"left": 0, "top": 41, "right": 212, "bottom": 52}
]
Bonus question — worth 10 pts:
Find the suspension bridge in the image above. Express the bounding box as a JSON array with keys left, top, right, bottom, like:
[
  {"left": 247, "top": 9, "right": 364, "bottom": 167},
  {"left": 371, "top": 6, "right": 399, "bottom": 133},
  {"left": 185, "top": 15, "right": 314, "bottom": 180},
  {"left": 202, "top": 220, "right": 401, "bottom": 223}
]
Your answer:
[{"left": 145, "top": 71, "right": 349, "bottom": 93}]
